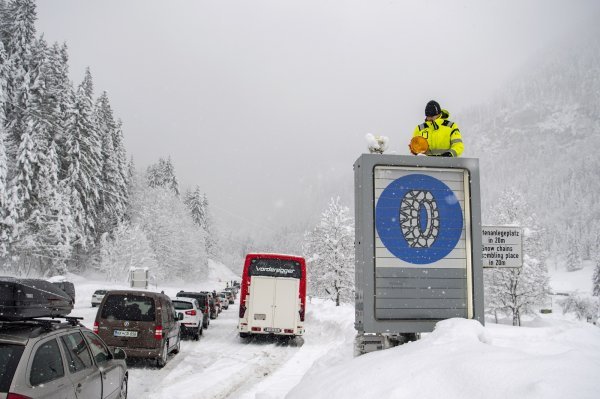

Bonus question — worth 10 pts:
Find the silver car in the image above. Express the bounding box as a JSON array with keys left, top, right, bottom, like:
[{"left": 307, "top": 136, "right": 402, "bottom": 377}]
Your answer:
[
  {"left": 0, "top": 319, "right": 128, "bottom": 399},
  {"left": 91, "top": 289, "right": 108, "bottom": 307}
]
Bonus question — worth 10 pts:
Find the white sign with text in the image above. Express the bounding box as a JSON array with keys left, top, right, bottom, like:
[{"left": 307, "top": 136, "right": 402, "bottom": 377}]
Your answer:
[{"left": 482, "top": 226, "right": 523, "bottom": 268}]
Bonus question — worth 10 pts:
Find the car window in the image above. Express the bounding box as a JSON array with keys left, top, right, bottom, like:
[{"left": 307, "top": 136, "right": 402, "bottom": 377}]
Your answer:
[
  {"left": 60, "top": 332, "right": 93, "bottom": 373},
  {"left": 168, "top": 303, "right": 174, "bottom": 322},
  {"left": 30, "top": 339, "right": 65, "bottom": 386},
  {"left": 173, "top": 300, "right": 193, "bottom": 310},
  {"left": 82, "top": 331, "right": 111, "bottom": 365},
  {"left": 100, "top": 294, "right": 156, "bottom": 322},
  {"left": 0, "top": 344, "right": 25, "bottom": 392}
]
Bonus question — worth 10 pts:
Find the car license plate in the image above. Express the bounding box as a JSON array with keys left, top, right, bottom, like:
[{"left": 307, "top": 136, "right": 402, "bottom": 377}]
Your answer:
[
  {"left": 114, "top": 330, "right": 138, "bottom": 338},
  {"left": 263, "top": 327, "right": 281, "bottom": 333}
]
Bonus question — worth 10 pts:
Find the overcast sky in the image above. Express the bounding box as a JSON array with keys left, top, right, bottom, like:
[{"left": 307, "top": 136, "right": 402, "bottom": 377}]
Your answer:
[{"left": 35, "top": 0, "right": 599, "bottom": 235}]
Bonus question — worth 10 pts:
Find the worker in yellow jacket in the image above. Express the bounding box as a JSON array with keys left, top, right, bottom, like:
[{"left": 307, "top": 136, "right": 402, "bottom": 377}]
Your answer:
[{"left": 410, "top": 100, "right": 464, "bottom": 157}]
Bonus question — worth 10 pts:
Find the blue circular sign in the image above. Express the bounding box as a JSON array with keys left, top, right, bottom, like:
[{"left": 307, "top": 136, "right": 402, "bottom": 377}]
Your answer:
[{"left": 375, "top": 174, "right": 463, "bottom": 264}]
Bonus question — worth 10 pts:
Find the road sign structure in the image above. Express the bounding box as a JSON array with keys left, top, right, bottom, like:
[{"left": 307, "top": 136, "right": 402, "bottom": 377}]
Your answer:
[
  {"left": 354, "top": 154, "right": 484, "bottom": 335},
  {"left": 482, "top": 226, "right": 523, "bottom": 268}
]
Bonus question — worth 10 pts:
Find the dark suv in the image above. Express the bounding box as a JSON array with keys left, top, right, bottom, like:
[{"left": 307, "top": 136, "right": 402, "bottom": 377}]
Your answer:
[
  {"left": 94, "top": 290, "right": 181, "bottom": 368},
  {"left": 0, "top": 318, "right": 128, "bottom": 399}
]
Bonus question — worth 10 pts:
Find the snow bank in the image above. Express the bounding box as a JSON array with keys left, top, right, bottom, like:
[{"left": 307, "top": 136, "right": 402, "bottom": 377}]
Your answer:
[{"left": 287, "top": 318, "right": 600, "bottom": 399}]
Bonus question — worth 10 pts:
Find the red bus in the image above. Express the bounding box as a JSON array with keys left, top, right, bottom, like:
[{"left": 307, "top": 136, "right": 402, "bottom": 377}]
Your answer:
[{"left": 238, "top": 253, "right": 306, "bottom": 338}]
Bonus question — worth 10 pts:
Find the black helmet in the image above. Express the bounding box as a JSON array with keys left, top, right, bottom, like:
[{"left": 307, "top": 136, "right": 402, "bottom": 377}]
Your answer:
[{"left": 425, "top": 100, "right": 441, "bottom": 117}]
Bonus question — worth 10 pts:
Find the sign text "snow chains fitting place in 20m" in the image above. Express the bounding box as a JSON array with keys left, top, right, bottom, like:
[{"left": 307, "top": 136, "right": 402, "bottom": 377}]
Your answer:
[{"left": 482, "top": 226, "right": 523, "bottom": 268}]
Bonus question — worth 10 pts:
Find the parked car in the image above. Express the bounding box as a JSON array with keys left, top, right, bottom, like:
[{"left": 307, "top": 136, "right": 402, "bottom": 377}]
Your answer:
[
  {"left": 222, "top": 290, "right": 235, "bottom": 304},
  {"left": 94, "top": 290, "right": 181, "bottom": 368},
  {"left": 0, "top": 317, "right": 128, "bottom": 399},
  {"left": 214, "top": 295, "right": 223, "bottom": 313},
  {"left": 200, "top": 292, "right": 219, "bottom": 319},
  {"left": 176, "top": 291, "right": 210, "bottom": 328},
  {"left": 91, "top": 289, "right": 108, "bottom": 307},
  {"left": 224, "top": 287, "right": 237, "bottom": 300},
  {"left": 218, "top": 292, "right": 230, "bottom": 309},
  {"left": 172, "top": 297, "right": 204, "bottom": 340}
]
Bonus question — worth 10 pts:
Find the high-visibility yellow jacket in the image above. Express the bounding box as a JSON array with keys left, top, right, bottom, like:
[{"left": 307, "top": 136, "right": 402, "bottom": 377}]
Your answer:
[{"left": 412, "top": 109, "right": 464, "bottom": 157}]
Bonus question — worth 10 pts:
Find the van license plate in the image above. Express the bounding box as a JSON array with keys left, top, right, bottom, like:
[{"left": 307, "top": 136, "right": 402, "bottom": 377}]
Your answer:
[
  {"left": 114, "top": 330, "right": 138, "bottom": 337},
  {"left": 263, "top": 328, "right": 281, "bottom": 333},
  {"left": 254, "top": 314, "right": 266, "bottom": 320}
]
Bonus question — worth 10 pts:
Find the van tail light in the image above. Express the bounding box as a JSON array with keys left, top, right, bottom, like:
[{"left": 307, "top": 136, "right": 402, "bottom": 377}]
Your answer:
[
  {"left": 185, "top": 310, "right": 197, "bottom": 316},
  {"left": 154, "top": 325, "right": 163, "bottom": 340},
  {"left": 8, "top": 394, "right": 33, "bottom": 399},
  {"left": 93, "top": 321, "right": 99, "bottom": 334},
  {"left": 284, "top": 329, "right": 294, "bottom": 334},
  {"left": 239, "top": 304, "right": 246, "bottom": 319},
  {"left": 251, "top": 327, "right": 261, "bottom": 332},
  {"left": 299, "top": 304, "right": 305, "bottom": 322}
]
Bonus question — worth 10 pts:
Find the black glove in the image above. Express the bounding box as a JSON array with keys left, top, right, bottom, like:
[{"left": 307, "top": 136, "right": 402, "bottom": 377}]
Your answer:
[{"left": 441, "top": 152, "right": 452, "bottom": 157}]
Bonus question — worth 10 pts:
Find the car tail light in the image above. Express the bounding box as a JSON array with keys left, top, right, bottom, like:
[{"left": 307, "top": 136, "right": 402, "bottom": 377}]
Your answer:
[
  {"left": 284, "top": 329, "right": 294, "bottom": 334},
  {"left": 251, "top": 327, "right": 261, "bottom": 332},
  {"left": 239, "top": 304, "right": 246, "bottom": 318},
  {"left": 8, "top": 393, "right": 33, "bottom": 399},
  {"left": 93, "top": 321, "right": 99, "bottom": 334},
  {"left": 185, "top": 310, "right": 197, "bottom": 316},
  {"left": 154, "top": 325, "right": 163, "bottom": 340}
]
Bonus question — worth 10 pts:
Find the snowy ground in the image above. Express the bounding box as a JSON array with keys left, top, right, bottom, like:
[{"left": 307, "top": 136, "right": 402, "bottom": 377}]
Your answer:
[{"left": 63, "top": 260, "right": 600, "bottom": 399}]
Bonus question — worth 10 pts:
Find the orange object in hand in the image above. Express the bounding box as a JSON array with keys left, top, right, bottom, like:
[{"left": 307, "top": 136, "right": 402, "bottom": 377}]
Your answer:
[{"left": 409, "top": 136, "right": 429, "bottom": 155}]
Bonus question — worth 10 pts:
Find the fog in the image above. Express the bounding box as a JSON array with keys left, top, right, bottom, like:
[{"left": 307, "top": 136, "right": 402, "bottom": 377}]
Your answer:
[{"left": 35, "top": 0, "right": 599, "bottom": 235}]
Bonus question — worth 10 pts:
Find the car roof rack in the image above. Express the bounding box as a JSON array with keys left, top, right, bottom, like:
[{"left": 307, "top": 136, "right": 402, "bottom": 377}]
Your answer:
[{"left": 0, "top": 315, "right": 84, "bottom": 331}]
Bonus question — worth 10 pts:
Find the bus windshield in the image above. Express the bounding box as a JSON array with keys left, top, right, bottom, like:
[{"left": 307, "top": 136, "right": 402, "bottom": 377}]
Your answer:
[{"left": 248, "top": 258, "right": 302, "bottom": 279}]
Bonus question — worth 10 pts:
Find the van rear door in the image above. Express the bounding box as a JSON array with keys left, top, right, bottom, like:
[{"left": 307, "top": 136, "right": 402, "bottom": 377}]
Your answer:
[
  {"left": 273, "top": 278, "right": 299, "bottom": 330},
  {"left": 248, "top": 276, "right": 276, "bottom": 330},
  {"left": 98, "top": 294, "right": 158, "bottom": 350}
]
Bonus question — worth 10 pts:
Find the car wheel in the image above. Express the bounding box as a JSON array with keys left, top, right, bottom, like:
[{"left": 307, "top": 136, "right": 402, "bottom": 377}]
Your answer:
[
  {"left": 119, "top": 374, "right": 128, "bottom": 399},
  {"left": 172, "top": 334, "right": 181, "bottom": 354},
  {"left": 157, "top": 341, "right": 168, "bottom": 368},
  {"left": 194, "top": 326, "right": 201, "bottom": 341}
]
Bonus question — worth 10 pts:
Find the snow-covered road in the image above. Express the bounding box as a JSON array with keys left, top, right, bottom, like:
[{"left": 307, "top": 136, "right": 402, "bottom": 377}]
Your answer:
[{"left": 72, "top": 273, "right": 355, "bottom": 399}]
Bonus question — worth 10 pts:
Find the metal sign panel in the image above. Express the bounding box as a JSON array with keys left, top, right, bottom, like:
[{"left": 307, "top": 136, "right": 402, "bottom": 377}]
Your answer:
[
  {"left": 354, "top": 154, "right": 484, "bottom": 334},
  {"left": 482, "top": 226, "right": 523, "bottom": 268}
]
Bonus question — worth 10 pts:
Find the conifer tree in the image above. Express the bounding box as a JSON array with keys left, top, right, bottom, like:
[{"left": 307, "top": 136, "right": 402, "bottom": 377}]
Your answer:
[
  {"left": 0, "top": 40, "right": 10, "bottom": 254},
  {"left": 484, "top": 188, "right": 551, "bottom": 325},
  {"left": 303, "top": 197, "right": 354, "bottom": 306},
  {"left": 64, "top": 69, "right": 102, "bottom": 246},
  {"left": 96, "top": 91, "right": 125, "bottom": 234},
  {"left": 592, "top": 249, "right": 600, "bottom": 297}
]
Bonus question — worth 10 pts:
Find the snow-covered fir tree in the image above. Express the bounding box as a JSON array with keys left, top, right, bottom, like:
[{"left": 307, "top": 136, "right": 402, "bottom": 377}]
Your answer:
[
  {"left": 0, "top": 40, "right": 8, "bottom": 255},
  {"left": 95, "top": 91, "right": 126, "bottom": 235},
  {"left": 565, "top": 234, "right": 583, "bottom": 272},
  {"left": 0, "top": 1, "right": 128, "bottom": 276},
  {"left": 63, "top": 69, "right": 102, "bottom": 247},
  {"left": 129, "top": 170, "right": 208, "bottom": 281},
  {"left": 483, "top": 188, "right": 551, "bottom": 326},
  {"left": 303, "top": 197, "right": 354, "bottom": 306},
  {"left": 592, "top": 251, "right": 600, "bottom": 297},
  {"left": 146, "top": 157, "right": 179, "bottom": 196},
  {"left": 184, "top": 186, "right": 219, "bottom": 259},
  {"left": 99, "top": 222, "right": 157, "bottom": 282}
]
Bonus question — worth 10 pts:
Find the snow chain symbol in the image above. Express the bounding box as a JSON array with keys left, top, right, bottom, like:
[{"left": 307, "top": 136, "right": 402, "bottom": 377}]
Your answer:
[{"left": 400, "top": 190, "right": 440, "bottom": 248}]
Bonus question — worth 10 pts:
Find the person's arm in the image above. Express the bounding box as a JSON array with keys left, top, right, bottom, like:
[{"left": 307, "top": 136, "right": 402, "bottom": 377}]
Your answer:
[{"left": 448, "top": 124, "right": 464, "bottom": 157}]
